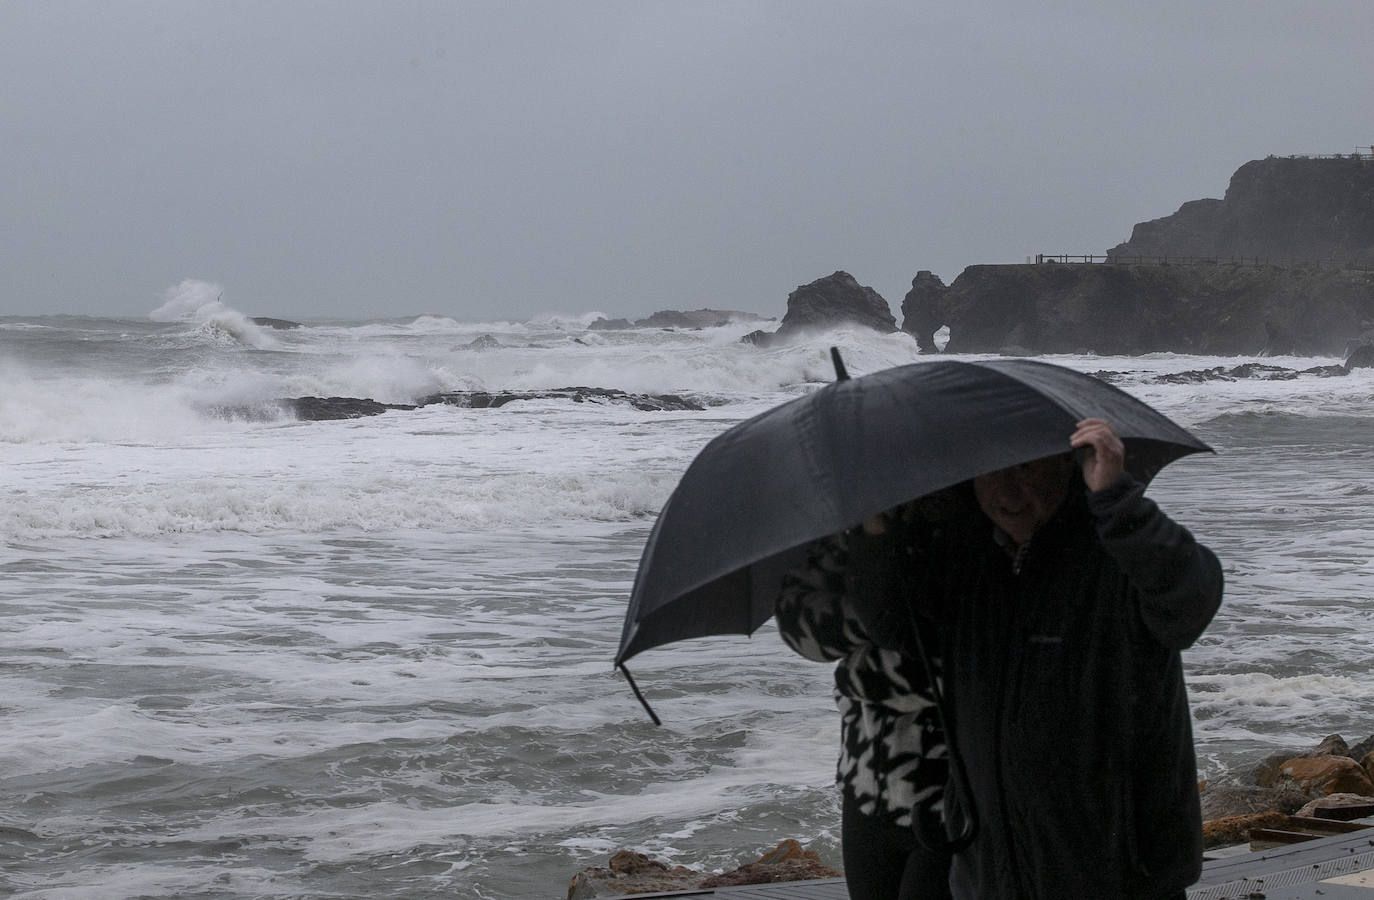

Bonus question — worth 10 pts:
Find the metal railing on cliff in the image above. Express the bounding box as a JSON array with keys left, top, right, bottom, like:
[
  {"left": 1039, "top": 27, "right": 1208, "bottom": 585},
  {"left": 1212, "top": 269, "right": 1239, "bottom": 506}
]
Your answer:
[
  {"left": 1034, "top": 254, "right": 1374, "bottom": 273},
  {"left": 1272, "top": 147, "right": 1374, "bottom": 161}
]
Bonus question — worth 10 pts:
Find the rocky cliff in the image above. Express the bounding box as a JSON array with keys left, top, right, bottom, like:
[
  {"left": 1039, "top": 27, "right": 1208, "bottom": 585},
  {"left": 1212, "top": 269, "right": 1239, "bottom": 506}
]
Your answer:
[
  {"left": 904, "top": 262, "right": 1374, "bottom": 356},
  {"left": 1109, "top": 156, "right": 1374, "bottom": 265},
  {"left": 900, "top": 155, "right": 1374, "bottom": 355}
]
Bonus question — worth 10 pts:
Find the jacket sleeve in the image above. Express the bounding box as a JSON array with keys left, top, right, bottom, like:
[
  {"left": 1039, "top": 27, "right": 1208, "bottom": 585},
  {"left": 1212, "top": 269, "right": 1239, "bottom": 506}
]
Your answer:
[
  {"left": 1087, "top": 473, "right": 1224, "bottom": 650},
  {"left": 774, "top": 533, "right": 939, "bottom": 713},
  {"left": 774, "top": 534, "right": 865, "bottom": 662}
]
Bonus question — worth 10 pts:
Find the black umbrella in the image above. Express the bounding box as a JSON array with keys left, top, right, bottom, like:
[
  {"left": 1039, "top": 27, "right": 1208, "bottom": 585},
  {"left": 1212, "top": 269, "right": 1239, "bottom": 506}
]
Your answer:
[
  {"left": 614, "top": 350, "right": 1209, "bottom": 851},
  {"left": 616, "top": 350, "right": 1210, "bottom": 684}
]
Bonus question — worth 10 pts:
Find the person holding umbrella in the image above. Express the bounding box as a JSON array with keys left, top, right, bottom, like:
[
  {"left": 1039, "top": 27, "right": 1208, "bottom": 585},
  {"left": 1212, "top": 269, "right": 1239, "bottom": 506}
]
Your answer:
[
  {"left": 774, "top": 488, "right": 962, "bottom": 900},
  {"left": 617, "top": 356, "right": 1222, "bottom": 898},
  {"left": 941, "top": 418, "right": 1221, "bottom": 899},
  {"left": 778, "top": 416, "right": 1222, "bottom": 899}
]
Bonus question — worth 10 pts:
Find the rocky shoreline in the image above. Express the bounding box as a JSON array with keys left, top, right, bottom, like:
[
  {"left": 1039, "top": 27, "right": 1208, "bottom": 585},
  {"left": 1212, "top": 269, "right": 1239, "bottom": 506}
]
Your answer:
[{"left": 566, "top": 731, "right": 1374, "bottom": 897}]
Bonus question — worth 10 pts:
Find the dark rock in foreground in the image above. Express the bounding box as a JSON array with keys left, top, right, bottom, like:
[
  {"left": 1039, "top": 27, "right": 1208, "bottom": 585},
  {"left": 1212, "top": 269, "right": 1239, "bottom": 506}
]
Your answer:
[
  {"left": 1199, "top": 731, "right": 1374, "bottom": 849},
  {"left": 567, "top": 840, "right": 841, "bottom": 899}
]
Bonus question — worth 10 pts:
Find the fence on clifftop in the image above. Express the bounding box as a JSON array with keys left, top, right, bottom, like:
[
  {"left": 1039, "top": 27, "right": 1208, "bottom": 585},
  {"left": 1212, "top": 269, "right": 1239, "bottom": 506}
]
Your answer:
[{"left": 1033, "top": 254, "right": 1374, "bottom": 273}]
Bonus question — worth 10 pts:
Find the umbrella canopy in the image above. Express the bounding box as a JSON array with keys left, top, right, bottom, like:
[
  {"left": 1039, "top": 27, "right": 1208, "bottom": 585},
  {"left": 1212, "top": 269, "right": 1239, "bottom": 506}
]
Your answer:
[{"left": 616, "top": 356, "right": 1210, "bottom": 669}]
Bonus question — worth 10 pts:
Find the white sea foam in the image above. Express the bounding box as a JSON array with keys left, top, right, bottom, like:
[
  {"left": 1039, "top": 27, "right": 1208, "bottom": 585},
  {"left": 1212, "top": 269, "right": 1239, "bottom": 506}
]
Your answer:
[{"left": 3, "top": 314, "right": 1373, "bottom": 898}]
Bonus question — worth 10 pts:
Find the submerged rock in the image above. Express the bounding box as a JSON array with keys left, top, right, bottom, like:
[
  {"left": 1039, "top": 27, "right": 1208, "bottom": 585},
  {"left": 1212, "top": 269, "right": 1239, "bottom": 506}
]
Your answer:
[
  {"left": 420, "top": 387, "right": 704, "bottom": 412},
  {"left": 465, "top": 334, "right": 503, "bottom": 350},
  {"left": 250, "top": 316, "right": 304, "bottom": 330},
  {"left": 280, "top": 396, "right": 417, "bottom": 420}
]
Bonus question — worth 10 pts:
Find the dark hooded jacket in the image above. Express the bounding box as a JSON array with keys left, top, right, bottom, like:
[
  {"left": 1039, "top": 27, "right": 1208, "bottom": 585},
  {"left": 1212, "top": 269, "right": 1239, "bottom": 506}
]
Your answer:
[{"left": 924, "top": 474, "right": 1222, "bottom": 899}]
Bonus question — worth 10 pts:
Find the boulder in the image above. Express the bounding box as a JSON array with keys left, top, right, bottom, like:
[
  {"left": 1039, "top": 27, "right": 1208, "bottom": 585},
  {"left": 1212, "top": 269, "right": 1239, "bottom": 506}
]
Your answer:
[
  {"left": 567, "top": 841, "right": 841, "bottom": 899},
  {"left": 567, "top": 850, "right": 702, "bottom": 899},
  {"left": 588, "top": 317, "right": 634, "bottom": 331},
  {"left": 699, "top": 839, "right": 842, "bottom": 887},
  {"left": 1201, "top": 811, "right": 1291, "bottom": 850},
  {"left": 465, "top": 334, "right": 502, "bottom": 350},
  {"left": 1346, "top": 344, "right": 1374, "bottom": 369},
  {"left": 775, "top": 271, "right": 898, "bottom": 338},
  {"left": 1347, "top": 734, "right": 1374, "bottom": 762},
  {"left": 279, "top": 396, "right": 417, "bottom": 421},
  {"left": 1273, "top": 755, "right": 1374, "bottom": 798},
  {"left": 1199, "top": 782, "right": 1308, "bottom": 821},
  {"left": 1296, "top": 793, "right": 1374, "bottom": 818},
  {"left": 250, "top": 316, "right": 303, "bottom": 329},
  {"left": 1313, "top": 734, "right": 1352, "bottom": 757}
]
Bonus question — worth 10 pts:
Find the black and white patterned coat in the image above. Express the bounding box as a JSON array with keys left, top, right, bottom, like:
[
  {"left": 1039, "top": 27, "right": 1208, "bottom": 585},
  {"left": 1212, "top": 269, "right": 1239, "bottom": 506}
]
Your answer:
[{"left": 774, "top": 530, "right": 947, "bottom": 828}]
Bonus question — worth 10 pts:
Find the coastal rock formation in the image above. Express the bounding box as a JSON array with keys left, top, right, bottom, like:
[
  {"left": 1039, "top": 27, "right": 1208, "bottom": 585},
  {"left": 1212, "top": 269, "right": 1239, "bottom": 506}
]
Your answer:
[
  {"left": 1346, "top": 343, "right": 1374, "bottom": 368},
  {"left": 780, "top": 271, "right": 897, "bottom": 335},
  {"left": 906, "top": 262, "right": 1374, "bottom": 356},
  {"left": 900, "top": 270, "right": 949, "bottom": 353},
  {"left": 744, "top": 271, "right": 899, "bottom": 346},
  {"left": 898, "top": 155, "right": 1374, "bottom": 355},
  {"left": 567, "top": 840, "right": 841, "bottom": 899},
  {"left": 1108, "top": 156, "right": 1374, "bottom": 265}
]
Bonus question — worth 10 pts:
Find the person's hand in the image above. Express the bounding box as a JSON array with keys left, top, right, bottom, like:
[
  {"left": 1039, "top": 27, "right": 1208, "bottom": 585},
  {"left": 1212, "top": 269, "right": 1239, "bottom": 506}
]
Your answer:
[{"left": 1070, "top": 418, "right": 1125, "bottom": 492}]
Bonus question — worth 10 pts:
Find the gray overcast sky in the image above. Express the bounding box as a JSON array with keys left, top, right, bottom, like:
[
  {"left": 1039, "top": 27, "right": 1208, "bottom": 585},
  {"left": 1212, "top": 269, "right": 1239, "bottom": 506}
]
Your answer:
[{"left": 3, "top": 1, "right": 1372, "bottom": 322}]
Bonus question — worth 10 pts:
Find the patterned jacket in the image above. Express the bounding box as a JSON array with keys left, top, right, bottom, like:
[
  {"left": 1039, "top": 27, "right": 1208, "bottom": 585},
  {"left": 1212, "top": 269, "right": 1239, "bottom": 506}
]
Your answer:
[{"left": 774, "top": 527, "right": 947, "bottom": 828}]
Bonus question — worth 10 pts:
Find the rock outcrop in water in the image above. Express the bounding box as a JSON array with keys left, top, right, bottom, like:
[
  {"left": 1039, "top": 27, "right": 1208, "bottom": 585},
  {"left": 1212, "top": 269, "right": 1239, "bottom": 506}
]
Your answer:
[
  {"left": 249, "top": 316, "right": 303, "bottom": 329},
  {"left": 588, "top": 308, "right": 773, "bottom": 331},
  {"left": 224, "top": 388, "right": 707, "bottom": 422},
  {"left": 743, "top": 271, "right": 899, "bottom": 346}
]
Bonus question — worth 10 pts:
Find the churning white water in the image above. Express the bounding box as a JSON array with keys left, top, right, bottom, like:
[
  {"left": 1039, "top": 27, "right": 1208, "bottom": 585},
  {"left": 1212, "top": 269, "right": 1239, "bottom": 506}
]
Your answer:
[{"left": 3, "top": 302, "right": 1373, "bottom": 898}]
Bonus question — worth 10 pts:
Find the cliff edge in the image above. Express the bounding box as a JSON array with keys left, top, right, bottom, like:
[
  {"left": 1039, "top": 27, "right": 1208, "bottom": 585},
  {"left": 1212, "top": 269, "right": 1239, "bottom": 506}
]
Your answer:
[{"left": 1109, "top": 155, "right": 1374, "bottom": 266}]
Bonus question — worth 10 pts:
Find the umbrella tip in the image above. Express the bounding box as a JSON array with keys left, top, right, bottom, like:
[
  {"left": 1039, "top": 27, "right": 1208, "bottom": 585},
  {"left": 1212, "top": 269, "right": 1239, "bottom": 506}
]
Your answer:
[{"left": 830, "top": 347, "right": 850, "bottom": 381}]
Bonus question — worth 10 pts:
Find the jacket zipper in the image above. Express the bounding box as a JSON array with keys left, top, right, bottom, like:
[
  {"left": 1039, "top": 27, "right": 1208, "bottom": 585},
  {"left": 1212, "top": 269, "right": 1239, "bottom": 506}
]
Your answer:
[{"left": 1000, "top": 546, "right": 1033, "bottom": 895}]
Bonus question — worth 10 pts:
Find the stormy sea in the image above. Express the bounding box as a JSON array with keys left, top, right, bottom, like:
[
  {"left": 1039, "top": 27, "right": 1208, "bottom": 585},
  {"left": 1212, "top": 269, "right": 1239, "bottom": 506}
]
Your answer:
[{"left": 3, "top": 292, "right": 1373, "bottom": 898}]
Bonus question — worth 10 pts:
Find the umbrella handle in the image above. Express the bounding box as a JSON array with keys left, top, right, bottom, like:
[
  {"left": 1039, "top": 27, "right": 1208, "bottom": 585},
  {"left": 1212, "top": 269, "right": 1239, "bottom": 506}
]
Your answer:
[
  {"left": 829, "top": 347, "right": 850, "bottom": 381},
  {"left": 907, "top": 604, "right": 979, "bottom": 854},
  {"left": 618, "top": 664, "right": 663, "bottom": 726}
]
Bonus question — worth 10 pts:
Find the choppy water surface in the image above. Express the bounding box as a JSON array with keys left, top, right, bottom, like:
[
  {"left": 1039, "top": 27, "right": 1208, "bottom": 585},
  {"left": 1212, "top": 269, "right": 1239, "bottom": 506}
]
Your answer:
[{"left": 2, "top": 306, "right": 1373, "bottom": 897}]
